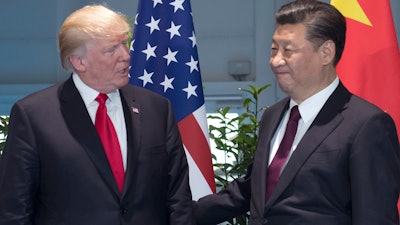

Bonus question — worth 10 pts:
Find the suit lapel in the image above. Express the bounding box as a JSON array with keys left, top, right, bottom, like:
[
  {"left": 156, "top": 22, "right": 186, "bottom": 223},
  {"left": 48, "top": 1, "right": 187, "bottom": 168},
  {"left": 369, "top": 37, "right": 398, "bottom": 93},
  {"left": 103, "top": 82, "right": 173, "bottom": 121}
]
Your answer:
[
  {"left": 59, "top": 77, "right": 120, "bottom": 195},
  {"left": 265, "top": 83, "right": 351, "bottom": 209},
  {"left": 252, "top": 99, "right": 289, "bottom": 215},
  {"left": 119, "top": 86, "right": 142, "bottom": 197}
]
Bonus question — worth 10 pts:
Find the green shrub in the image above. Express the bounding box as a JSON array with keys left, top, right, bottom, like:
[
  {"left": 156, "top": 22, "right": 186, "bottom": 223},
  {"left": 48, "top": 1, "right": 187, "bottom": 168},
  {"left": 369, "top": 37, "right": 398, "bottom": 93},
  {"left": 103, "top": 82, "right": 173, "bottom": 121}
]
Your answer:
[{"left": 208, "top": 84, "right": 270, "bottom": 225}]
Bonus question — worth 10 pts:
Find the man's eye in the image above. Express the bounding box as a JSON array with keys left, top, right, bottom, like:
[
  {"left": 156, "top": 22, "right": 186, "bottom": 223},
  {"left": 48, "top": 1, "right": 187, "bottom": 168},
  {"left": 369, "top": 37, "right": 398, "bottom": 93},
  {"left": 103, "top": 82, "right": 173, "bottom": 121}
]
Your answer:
[{"left": 106, "top": 46, "right": 117, "bottom": 54}]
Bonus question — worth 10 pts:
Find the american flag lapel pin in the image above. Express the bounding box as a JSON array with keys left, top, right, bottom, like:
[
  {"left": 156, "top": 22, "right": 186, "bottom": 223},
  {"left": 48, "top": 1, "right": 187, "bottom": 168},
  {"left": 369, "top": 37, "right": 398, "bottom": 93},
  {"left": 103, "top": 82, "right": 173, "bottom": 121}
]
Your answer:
[{"left": 132, "top": 107, "right": 139, "bottom": 114}]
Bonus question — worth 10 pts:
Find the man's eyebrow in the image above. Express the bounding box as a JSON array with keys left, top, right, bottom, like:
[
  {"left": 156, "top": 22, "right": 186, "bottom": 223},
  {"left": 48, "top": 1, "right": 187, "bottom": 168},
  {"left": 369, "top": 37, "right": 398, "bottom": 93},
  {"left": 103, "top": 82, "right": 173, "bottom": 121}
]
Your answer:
[{"left": 271, "top": 38, "right": 293, "bottom": 46}]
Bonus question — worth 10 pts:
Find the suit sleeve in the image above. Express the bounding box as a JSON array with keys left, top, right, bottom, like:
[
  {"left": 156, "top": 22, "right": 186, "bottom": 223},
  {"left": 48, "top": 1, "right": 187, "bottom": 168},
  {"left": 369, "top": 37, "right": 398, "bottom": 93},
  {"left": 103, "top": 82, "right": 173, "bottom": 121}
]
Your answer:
[
  {"left": 350, "top": 112, "right": 400, "bottom": 225},
  {"left": 165, "top": 101, "right": 196, "bottom": 225},
  {"left": 0, "top": 103, "right": 39, "bottom": 225},
  {"left": 194, "top": 164, "right": 252, "bottom": 225}
]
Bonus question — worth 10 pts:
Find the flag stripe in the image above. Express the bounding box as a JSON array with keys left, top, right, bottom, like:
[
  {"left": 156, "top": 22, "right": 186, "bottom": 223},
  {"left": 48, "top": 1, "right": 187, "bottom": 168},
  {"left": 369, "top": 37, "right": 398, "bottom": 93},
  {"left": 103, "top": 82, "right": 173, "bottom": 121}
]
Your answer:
[
  {"left": 178, "top": 111, "right": 216, "bottom": 193},
  {"left": 192, "top": 104, "right": 211, "bottom": 147},
  {"left": 184, "top": 147, "right": 214, "bottom": 200}
]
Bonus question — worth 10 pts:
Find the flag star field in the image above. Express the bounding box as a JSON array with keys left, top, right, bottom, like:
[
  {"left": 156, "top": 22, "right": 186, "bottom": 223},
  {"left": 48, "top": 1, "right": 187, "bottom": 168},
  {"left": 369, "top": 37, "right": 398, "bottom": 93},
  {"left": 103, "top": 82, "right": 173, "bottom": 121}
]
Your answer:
[{"left": 129, "top": 0, "right": 204, "bottom": 123}]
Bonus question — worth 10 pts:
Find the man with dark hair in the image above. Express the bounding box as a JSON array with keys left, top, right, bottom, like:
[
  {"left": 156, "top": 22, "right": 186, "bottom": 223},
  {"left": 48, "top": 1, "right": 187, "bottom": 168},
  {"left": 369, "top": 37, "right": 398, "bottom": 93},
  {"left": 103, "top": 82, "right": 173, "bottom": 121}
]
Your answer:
[{"left": 195, "top": 0, "right": 400, "bottom": 224}]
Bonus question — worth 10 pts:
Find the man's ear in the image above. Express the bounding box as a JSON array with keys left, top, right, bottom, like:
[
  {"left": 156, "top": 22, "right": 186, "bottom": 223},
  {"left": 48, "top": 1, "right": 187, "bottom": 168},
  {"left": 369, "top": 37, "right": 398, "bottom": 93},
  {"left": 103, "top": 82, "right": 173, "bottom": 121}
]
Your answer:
[
  {"left": 320, "top": 40, "right": 335, "bottom": 65},
  {"left": 69, "top": 55, "right": 86, "bottom": 73}
]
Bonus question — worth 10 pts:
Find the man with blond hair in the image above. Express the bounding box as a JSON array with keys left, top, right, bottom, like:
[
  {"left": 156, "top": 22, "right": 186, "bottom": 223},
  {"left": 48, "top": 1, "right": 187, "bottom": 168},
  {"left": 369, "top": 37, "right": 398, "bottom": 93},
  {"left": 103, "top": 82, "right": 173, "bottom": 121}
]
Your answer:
[{"left": 0, "top": 4, "right": 194, "bottom": 225}]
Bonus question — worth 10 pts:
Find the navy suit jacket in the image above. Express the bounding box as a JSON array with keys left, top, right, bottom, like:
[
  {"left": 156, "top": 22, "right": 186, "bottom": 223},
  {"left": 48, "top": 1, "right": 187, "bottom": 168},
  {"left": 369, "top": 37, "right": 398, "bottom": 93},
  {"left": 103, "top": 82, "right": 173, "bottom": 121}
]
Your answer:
[
  {"left": 195, "top": 82, "right": 400, "bottom": 225},
  {"left": 0, "top": 77, "right": 194, "bottom": 225}
]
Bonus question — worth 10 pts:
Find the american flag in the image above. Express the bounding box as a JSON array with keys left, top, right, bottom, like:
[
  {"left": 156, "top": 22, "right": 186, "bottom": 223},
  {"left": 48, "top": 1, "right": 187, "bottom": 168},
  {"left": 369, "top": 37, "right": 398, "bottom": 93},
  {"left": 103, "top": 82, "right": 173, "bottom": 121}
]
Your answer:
[{"left": 129, "top": 0, "right": 216, "bottom": 199}]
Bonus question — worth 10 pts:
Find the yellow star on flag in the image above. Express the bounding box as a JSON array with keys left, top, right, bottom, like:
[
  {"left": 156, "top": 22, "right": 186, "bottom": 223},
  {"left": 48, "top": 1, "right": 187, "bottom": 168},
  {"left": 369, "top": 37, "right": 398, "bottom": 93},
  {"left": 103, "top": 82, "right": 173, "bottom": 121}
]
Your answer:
[{"left": 331, "top": 0, "right": 372, "bottom": 26}]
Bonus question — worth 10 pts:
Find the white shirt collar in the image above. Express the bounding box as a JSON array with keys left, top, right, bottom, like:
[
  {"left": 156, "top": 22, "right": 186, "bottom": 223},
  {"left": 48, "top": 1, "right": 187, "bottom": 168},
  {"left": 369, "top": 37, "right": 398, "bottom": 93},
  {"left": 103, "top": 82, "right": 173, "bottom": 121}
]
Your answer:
[
  {"left": 290, "top": 77, "right": 339, "bottom": 125},
  {"left": 72, "top": 73, "right": 120, "bottom": 106}
]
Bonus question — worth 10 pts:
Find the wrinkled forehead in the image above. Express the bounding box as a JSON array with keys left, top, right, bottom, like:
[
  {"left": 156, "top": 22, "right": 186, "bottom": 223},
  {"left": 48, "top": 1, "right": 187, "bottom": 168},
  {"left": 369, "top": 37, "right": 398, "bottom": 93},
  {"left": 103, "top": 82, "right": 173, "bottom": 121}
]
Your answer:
[{"left": 272, "top": 24, "right": 308, "bottom": 42}]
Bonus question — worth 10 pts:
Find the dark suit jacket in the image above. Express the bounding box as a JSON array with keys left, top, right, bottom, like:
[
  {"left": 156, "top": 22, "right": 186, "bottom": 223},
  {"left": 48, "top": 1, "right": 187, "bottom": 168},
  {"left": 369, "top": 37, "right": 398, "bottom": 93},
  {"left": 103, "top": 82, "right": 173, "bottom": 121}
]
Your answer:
[
  {"left": 0, "top": 77, "right": 194, "bottom": 225},
  {"left": 195, "top": 82, "right": 400, "bottom": 225}
]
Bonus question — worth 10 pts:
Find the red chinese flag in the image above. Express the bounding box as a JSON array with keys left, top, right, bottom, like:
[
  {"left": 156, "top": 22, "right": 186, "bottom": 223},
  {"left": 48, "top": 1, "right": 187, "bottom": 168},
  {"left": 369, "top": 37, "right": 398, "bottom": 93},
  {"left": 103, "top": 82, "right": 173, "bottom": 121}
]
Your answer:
[{"left": 331, "top": 0, "right": 400, "bottom": 215}]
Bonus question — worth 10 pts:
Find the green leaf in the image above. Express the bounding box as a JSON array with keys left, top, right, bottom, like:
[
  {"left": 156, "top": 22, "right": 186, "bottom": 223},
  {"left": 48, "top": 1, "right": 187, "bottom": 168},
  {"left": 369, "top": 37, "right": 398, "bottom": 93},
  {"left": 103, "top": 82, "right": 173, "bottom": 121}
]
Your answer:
[
  {"left": 208, "top": 84, "right": 270, "bottom": 225},
  {"left": 0, "top": 115, "right": 10, "bottom": 155}
]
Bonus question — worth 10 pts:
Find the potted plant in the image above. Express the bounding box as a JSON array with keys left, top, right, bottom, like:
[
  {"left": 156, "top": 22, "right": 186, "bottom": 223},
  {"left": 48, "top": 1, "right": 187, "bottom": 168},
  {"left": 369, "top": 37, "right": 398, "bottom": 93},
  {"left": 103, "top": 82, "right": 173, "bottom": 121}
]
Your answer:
[
  {"left": 0, "top": 115, "right": 9, "bottom": 155},
  {"left": 208, "top": 84, "right": 270, "bottom": 225}
]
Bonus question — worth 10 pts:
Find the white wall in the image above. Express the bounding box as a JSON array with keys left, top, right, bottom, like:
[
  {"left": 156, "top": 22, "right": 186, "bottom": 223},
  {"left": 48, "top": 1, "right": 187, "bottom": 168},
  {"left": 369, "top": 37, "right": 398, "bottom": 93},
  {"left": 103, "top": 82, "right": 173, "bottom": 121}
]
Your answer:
[{"left": 0, "top": 0, "right": 399, "bottom": 114}]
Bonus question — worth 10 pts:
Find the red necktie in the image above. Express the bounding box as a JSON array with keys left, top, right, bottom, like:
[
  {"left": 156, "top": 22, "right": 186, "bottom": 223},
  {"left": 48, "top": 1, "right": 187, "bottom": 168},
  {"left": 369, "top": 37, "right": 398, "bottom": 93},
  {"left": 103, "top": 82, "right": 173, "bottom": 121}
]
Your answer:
[
  {"left": 95, "top": 93, "right": 125, "bottom": 193},
  {"left": 266, "top": 106, "right": 301, "bottom": 201}
]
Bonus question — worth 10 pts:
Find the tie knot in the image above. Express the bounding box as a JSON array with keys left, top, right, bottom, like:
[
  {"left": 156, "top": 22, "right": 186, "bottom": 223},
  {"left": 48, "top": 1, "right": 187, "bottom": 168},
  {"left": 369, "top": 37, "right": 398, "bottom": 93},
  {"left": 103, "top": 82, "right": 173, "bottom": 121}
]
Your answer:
[
  {"left": 96, "top": 93, "right": 108, "bottom": 105},
  {"left": 289, "top": 106, "right": 301, "bottom": 122}
]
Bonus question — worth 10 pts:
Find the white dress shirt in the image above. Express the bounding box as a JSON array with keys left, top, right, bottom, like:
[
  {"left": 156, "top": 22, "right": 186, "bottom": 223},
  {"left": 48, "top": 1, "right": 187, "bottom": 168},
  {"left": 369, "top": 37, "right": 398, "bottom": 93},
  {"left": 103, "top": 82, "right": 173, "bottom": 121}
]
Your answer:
[
  {"left": 72, "top": 73, "right": 127, "bottom": 170},
  {"left": 269, "top": 77, "right": 339, "bottom": 167}
]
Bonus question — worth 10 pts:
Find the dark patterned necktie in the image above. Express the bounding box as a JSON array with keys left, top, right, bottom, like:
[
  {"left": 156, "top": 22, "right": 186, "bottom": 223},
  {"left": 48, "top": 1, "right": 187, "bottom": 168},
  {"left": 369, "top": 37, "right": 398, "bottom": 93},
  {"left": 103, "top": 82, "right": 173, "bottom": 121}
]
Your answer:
[{"left": 266, "top": 106, "right": 301, "bottom": 201}]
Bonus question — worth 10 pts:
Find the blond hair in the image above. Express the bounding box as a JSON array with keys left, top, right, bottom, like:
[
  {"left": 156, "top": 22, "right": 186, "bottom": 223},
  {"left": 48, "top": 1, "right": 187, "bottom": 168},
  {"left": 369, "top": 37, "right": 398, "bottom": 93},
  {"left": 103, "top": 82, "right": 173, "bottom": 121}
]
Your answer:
[{"left": 57, "top": 4, "right": 131, "bottom": 71}]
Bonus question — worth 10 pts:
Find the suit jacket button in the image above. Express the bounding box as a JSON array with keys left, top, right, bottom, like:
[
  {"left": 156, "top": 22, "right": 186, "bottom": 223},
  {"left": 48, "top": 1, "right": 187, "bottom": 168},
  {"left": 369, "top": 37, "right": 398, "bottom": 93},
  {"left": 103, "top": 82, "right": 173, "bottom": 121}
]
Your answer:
[
  {"left": 263, "top": 218, "right": 268, "bottom": 224},
  {"left": 120, "top": 208, "right": 127, "bottom": 215}
]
